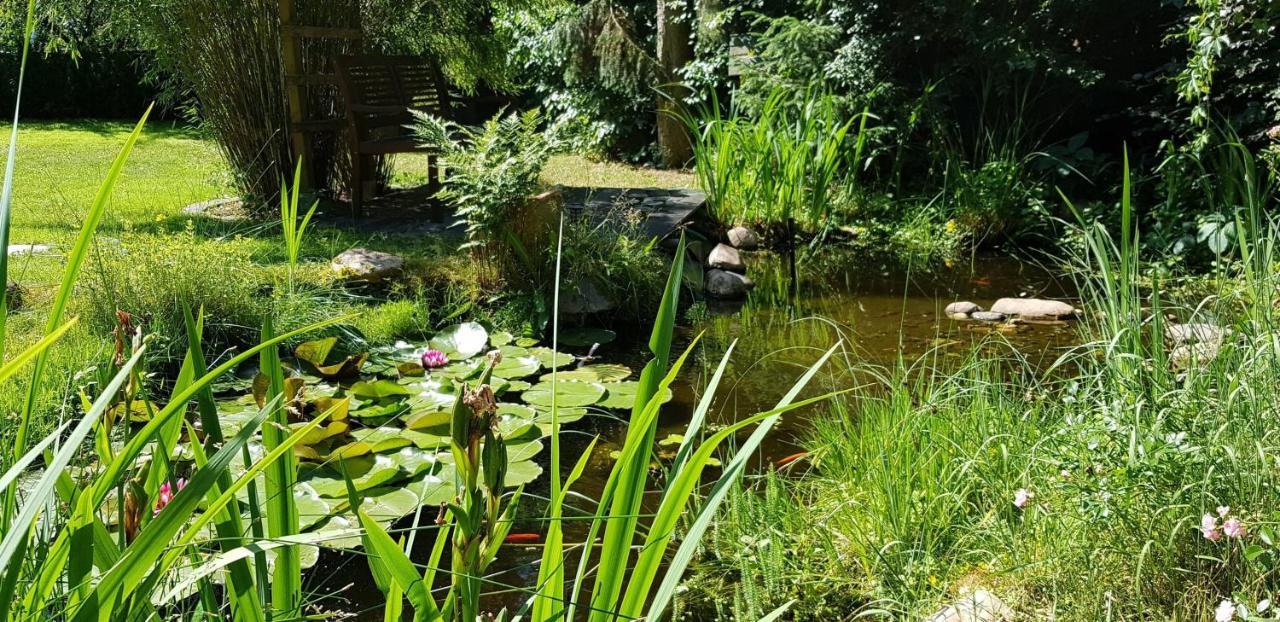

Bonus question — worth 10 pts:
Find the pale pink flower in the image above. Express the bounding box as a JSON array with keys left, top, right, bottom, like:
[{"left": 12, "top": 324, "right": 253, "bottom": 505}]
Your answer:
[
  {"left": 1215, "top": 599, "right": 1236, "bottom": 622},
  {"left": 421, "top": 349, "right": 449, "bottom": 369},
  {"left": 1217, "top": 505, "right": 1231, "bottom": 517},
  {"left": 1060, "top": 469, "right": 1071, "bottom": 479},
  {"left": 1013, "top": 488, "right": 1033, "bottom": 509},
  {"left": 1223, "top": 517, "right": 1246, "bottom": 538},
  {"left": 1202, "top": 513, "right": 1222, "bottom": 541},
  {"left": 154, "top": 478, "right": 187, "bottom": 515}
]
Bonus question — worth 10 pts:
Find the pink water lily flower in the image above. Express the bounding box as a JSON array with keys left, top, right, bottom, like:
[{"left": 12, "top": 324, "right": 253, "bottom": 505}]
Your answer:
[
  {"left": 1223, "top": 517, "right": 1246, "bottom": 538},
  {"left": 421, "top": 349, "right": 449, "bottom": 369},
  {"left": 154, "top": 478, "right": 187, "bottom": 515},
  {"left": 1013, "top": 488, "right": 1033, "bottom": 509},
  {"left": 1215, "top": 599, "right": 1236, "bottom": 622},
  {"left": 1201, "top": 513, "right": 1222, "bottom": 541}
]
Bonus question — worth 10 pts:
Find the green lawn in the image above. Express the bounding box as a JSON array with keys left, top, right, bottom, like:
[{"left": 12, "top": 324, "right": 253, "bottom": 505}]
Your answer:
[{"left": 6, "top": 120, "right": 231, "bottom": 244}]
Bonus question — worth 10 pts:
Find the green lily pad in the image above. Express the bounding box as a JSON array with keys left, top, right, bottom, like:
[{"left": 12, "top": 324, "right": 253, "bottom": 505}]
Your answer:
[
  {"left": 358, "top": 487, "right": 421, "bottom": 523},
  {"left": 430, "top": 322, "right": 489, "bottom": 360},
  {"left": 515, "top": 337, "right": 540, "bottom": 347},
  {"left": 304, "top": 454, "right": 404, "bottom": 497},
  {"left": 539, "top": 364, "right": 630, "bottom": 383},
  {"left": 348, "top": 401, "right": 410, "bottom": 425},
  {"left": 494, "top": 349, "right": 541, "bottom": 379},
  {"left": 350, "top": 379, "right": 412, "bottom": 400},
  {"left": 493, "top": 379, "right": 531, "bottom": 394},
  {"left": 309, "top": 515, "right": 365, "bottom": 549},
  {"left": 503, "top": 460, "right": 543, "bottom": 487},
  {"left": 597, "top": 381, "right": 674, "bottom": 410},
  {"left": 405, "top": 410, "right": 450, "bottom": 431},
  {"left": 530, "top": 347, "right": 574, "bottom": 369},
  {"left": 295, "top": 337, "right": 368, "bottom": 378},
  {"left": 528, "top": 407, "right": 589, "bottom": 435},
  {"left": 490, "top": 331, "right": 514, "bottom": 347},
  {"left": 559, "top": 328, "right": 616, "bottom": 348},
  {"left": 522, "top": 381, "right": 605, "bottom": 408}
]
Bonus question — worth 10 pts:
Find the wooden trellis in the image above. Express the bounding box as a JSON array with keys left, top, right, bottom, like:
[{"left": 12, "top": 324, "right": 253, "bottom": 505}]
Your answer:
[{"left": 278, "top": 0, "right": 363, "bottom": 189}]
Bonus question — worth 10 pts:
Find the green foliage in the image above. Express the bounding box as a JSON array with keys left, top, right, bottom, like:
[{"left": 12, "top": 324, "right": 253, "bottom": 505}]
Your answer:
[
  {"left": 499, "top": 0, "right": 662, "bottom": 160},
  {"left": 81, "top": 228, "right": 268, "bottom": 363},
  {"left": 679, "top": 87, "right": 865, "bottom": 232},
  {"left": 279, "top": 160, "right": 318, "bottom": 290},
  {"left": 559, "top": 205, "right": 666, "bottom": 320},
  {"left": 413, "top": 108, "right": 554, "bottom": 278},
  {"left": 690, "top": 155, "right": 1280, "bottom": 620}
]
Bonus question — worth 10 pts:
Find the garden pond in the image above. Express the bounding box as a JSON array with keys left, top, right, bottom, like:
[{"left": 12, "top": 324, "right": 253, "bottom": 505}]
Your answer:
[{"left": 71, "top": 252, "right": 1079, "bottom": 616}]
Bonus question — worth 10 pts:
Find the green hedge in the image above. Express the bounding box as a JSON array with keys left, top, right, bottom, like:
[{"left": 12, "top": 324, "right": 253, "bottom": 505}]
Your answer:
[{"left": 0, "top": 48, "right": 162, "bottom": 119}]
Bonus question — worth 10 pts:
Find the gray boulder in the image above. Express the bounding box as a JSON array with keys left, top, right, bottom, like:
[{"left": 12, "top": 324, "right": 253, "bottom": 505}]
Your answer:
[
  {"left": 923, "top": 588, "right": 1014, "bottom": 622},
  {"left": 331, "top": 248, "right": 405, "bottom": 283},
  {"left": 944, "top": 301, "right": 983, "bottom": 319},
  {"left": 727, "top": 226, "right": 759, "bottom": 250},
  {"left": 1165, "top": 323, "right": 1229, "bottom": 346},
  {"left": 1171, "top": 341, "right": 1221, "bottom": 370},
  {"left": 561, "top": 277, "right": 615, "bottom": 315},
  {"left": 706, "top": 269, "right": 754, "bottom": 299},
  {"left": 971, "top": 311, "right": 1007, "bottom": 322},
  {"left": 990, "top": 297, "right": 1077, "bottom": 320},
  {"left": 707, "top": 243, "right": 746, "bottom": 273}
]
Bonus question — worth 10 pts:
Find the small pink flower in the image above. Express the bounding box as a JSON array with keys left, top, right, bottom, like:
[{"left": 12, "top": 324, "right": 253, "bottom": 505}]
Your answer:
[
  {"left": 1215, "top": 599, "right": 1236, "bottom": 622},
  {"left": 154, "top": 478, "right": 187, "bottom": 515},
  {"left": 1201, "top": 513, "right": 1222, "bottom": 541},
  {"left": 1223, "top": 517, "right": 1246, "bottom": 538},
  {"left": 1217, "top": 505, "right": 1231, "bottom": 517},
  {"left": 421, "top": 349, "right": 449, "bottom": 369},
  {"left": 1060, "top": 469, "right": 1071, "bottom": 479},
  {"left": 1013, "top": 488, "right": 1033, "bottom": 509}
]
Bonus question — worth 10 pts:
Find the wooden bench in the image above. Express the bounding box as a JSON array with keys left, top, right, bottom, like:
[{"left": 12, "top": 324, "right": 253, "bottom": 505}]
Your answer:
[{"left": 334, "top": 55, "right": 450, "bottom": 216}]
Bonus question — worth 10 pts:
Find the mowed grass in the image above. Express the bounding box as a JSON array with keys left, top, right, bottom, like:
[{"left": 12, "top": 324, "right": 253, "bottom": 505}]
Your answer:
[{"left": 5, "top": 119, "right": 231, "bottom": 244}]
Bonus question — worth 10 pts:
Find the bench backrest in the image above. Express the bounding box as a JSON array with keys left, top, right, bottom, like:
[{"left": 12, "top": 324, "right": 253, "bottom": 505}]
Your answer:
[{"left": 334, "top": 55, "right": 450, "bottom": 139}]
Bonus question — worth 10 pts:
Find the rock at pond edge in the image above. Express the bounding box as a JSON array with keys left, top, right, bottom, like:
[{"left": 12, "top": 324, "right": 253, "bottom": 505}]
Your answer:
[
  {"left": 727, "top": 226, "right": 759, "bottom": 250},
  {"left": 707, "top": 243, "right": 746, "bottom": 273},
  {"left": 944, "top": 301, "right": 983, "bottom": 319},
  {"left": 989, "top": 297, "right": 1077, "bottom": 320},
  {"left": 331, "top": 248, "right": 405, "bottom": 283},
  {"left": 560, "top": 277, "right": 616, "bottom": 315},
  {"left": 970, "top": 311, "right": 1007, "bottom": 322},
  {"left": 705, "top": 269, "right": 753, "bottom": 299}
]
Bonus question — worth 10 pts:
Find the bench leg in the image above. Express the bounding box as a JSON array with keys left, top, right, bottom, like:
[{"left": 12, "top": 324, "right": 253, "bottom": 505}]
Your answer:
[{"left": 350, "top": 153, "right": 363, "bottom": 218}]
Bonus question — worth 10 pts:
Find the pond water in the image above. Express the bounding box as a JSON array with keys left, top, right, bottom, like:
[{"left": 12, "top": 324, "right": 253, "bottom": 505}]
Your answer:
[{"left": 311, "top": 252, "right": 1080, "bottom": 619}]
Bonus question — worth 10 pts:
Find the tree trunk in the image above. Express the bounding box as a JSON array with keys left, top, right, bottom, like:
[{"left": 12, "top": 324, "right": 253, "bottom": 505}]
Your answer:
[{"left": 656, "top": 0, "right": 694, "bottom": 168}]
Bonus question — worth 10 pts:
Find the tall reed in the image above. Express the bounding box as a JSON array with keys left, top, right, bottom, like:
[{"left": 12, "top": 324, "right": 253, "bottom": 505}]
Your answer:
[{"left": 674, "top": 87, "right": 868, "bottom": 233}]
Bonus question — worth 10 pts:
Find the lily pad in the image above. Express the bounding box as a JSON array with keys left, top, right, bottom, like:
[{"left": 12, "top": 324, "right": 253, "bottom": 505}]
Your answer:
[
  {"left": 490, "top": 331, "right": 514, "bottom": 347},
  {"left": 295, "top": 337, "right": 367, "bottom": 378},
  {"left": 522, "top": 381, "right": 605, "bottom": 408},
  {"left": 357, "top": 487, "right": 421, "bottom": 523},
  {"left": 348, "top": 401, "right": 410, "bottom": 425},
  {"left": 493, "top": 379, "right": 531, "bottom": 394},
  {"left": 493, "top": 348, "right": 541, "bottom": 379},
  {"left": 429, "top": 322, "right": 489, "bottom": 360},
  {"left": 539, "top": 364, "right": 631, "bottom": 383},
  {"left": 350, "top": 380, "right": 411, "bottom": 400},
  {"left": 559, "top": 327, "right": 616, "bottom": 348},
  {"left": 530, "top": 347, "right": 574, "bottom": 370},
  {"left": 597, "top": 381, "right": 674, "bottom": 410},
  {"left": 515, "top": 337, "right": 540, "bottom": 348}
]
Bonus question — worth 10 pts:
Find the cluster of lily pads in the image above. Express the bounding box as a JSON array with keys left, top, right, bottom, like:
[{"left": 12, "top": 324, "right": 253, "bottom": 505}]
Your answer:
[{"left": 183, "top": 322, "right": 667, "bottom": 563}]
